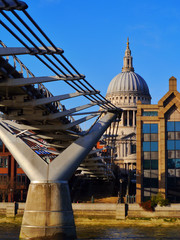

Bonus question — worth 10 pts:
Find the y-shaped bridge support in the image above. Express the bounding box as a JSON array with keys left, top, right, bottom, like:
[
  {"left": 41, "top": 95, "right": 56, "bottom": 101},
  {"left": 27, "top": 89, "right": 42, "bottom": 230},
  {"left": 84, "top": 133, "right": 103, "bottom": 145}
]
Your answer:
[{"left": 0, "top": 112, "right": 117, "bottom": 240}]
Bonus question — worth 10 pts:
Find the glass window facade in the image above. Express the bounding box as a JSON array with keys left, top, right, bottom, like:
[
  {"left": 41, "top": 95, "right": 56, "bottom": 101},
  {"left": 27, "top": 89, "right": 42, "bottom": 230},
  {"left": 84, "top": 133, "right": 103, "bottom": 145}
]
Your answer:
[
  {"left": 167, "top": 121, "right": 180, "bottom": 202},
  {"left": 0, "top": 156, "right": 8, "bottom": 168},
  {"left": 142, "top": 124, "right": 158, "bottom": 201},
  {"left": 142, "top": 111, "right": 158, "bottom": 116}
]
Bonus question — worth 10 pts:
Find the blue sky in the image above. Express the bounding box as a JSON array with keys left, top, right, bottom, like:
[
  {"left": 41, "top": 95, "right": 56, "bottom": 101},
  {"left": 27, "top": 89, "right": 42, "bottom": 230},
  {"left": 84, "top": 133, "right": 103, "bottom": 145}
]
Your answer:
[
  {"left": 1, "top": 0, "right": 180, "bottom": 128},
  {"left": 24, "top": 0, "right": 180, "bottom": 103}
]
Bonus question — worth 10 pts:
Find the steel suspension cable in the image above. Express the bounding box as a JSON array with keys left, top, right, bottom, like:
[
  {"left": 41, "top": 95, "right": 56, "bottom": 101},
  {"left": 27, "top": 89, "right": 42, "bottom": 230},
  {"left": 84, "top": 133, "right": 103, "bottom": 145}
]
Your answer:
[
  {"left": 1, "top": 12, "right": 109, "bottom": 109},
  {"left": 0, "top": 8, "right": 117, "bottom": 110},
  {"left": 22, "top": 9, "right": 117, "bottom": 110}
]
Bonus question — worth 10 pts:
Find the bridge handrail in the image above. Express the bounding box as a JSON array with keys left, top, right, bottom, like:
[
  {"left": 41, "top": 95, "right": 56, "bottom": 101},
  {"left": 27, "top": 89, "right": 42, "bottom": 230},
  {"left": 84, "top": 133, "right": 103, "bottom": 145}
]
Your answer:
[{"left": 0, "top": 40, "right": 78, "bottom": 128}]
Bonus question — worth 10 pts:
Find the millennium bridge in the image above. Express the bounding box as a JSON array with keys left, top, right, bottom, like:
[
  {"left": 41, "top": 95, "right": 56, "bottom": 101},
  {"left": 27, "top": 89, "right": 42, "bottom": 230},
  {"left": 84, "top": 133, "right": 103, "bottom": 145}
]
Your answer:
[{"left": 0, "top": 1, "right": 121, "bottom": 239}]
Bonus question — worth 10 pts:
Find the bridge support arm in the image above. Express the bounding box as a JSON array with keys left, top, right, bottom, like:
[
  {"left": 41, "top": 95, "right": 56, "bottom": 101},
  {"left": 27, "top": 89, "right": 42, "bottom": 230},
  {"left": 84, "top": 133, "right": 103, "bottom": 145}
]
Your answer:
[
  {"left": 0, "top": 112, "right": 117, "bottom": 240},
  {"left": 49, "top": 112, "right": 117, "bottom": 181},
  {"left": 20, "top": 111, "right": 117, "bottom": 240},
  {"left": 0, "top": 121, "right": 48, "bottom": 181}
]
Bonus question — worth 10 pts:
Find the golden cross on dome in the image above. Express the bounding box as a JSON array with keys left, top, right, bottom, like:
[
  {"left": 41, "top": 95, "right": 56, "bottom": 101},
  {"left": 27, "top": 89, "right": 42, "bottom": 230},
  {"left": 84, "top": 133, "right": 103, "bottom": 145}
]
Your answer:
[{"left": 127, "top": 37, "right": 129, "bottom": 49}]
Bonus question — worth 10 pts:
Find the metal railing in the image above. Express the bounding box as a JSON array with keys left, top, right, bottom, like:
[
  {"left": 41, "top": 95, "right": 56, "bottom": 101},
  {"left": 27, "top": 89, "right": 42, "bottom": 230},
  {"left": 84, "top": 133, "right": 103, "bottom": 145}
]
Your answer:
[{"left": 0, "top": 40, "right": 78, "bottom": 127}]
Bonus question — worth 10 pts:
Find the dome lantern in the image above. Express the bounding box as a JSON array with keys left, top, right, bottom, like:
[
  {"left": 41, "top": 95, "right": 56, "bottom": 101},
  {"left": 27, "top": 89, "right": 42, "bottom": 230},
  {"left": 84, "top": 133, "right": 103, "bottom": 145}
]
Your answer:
[
  {"left": 106, "top": 38, "right": 151, "bottom": 102},
  {"left": 122, "top": 37, "right": 134, "bottom": 73}
]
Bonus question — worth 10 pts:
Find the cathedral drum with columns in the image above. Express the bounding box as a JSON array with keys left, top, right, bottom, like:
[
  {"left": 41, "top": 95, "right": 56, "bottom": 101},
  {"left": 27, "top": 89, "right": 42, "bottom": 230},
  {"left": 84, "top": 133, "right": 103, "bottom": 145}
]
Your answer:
[{"left": 106, "top": 38, "right": 151, "bottom": 173}]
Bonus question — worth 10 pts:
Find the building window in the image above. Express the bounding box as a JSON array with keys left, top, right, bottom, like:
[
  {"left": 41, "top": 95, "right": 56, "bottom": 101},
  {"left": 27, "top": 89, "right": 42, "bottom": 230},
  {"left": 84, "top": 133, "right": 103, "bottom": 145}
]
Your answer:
[
  {"left": 167, "top": 122, "right": 175, "bottom": 132},
  {"left": 0, "top": 156, "right": 8, "bottom": 168},
  {"left": 0, "top": 139, "right": 3, "bottom": 152},
  {"left": 167, "top": 121, "right": 180, "bottom": 202},
  {"left": 142, "top": 111, "right": 158, "bottom": 116},
  {"left": 124, "top": 111, "right": 127, "bottom": 126},
  {"left": 131, "top": 144, "right": 136, "bottom": 154},
  {"left": 142, "top": 123, "right": 158, "bottom": 201},
  {"left": 0, "top": 173, "right": 8, "bottom": 182},
  {"left": 129, "top": 111, "right": 133, "bottom": 126},
  {"left": 143, "top": 124, "right": 150, "bottom": 133},
  {"left": 16, "top": 174, "right": 27, "bottom": 185}
]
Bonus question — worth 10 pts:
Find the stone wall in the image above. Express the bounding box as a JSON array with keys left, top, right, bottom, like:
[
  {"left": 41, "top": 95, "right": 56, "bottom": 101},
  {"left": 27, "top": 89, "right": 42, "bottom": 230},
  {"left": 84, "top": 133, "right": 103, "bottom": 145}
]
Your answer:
[
  {"left": 128, "top": 204, "right": 180, "bottom": 218},
  {"left": 72, "top": 203, "right": 118, "bottom": 219},
  {"left": 0, "top": 202, "right": 25, "bottom": 217},
  {"left": 73, "top": 203, "right": 180, "bottom": 219},
  {"left": 1, "top": 203, "right": 180, "bottom": 219}
]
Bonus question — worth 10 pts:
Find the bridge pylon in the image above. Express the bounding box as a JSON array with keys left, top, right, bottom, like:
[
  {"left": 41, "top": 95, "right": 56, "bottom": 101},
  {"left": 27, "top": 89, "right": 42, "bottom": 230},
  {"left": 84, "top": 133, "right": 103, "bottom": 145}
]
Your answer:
[{"left": 0, "top": 112, "right": 117, "bottom": 239}]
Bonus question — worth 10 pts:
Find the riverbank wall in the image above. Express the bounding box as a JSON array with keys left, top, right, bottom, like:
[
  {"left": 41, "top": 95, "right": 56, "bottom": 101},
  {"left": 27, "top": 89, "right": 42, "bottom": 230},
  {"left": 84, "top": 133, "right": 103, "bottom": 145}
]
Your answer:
[
  {"left": 72, "top": 203, "right": 180, "bottom": 219},
  {"left": 1, "top": 202, "right": 180, "bottom": 220}
]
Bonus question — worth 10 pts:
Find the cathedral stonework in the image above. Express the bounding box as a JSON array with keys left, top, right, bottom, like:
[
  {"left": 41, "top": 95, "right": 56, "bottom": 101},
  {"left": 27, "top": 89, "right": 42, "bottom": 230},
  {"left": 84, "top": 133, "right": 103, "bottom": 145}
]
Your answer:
[{"left": 106, "top": 38, "right": 151, "bottom": 172}]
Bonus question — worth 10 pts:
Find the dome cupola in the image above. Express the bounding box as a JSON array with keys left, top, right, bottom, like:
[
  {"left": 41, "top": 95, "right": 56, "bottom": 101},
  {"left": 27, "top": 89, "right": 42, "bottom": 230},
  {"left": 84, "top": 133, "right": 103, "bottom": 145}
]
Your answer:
[
  {"left": 122, "top": 37, "right": 134, "bottom": 72},
  {"left": 106, "top": 38, "right": 151, "bottom": 104}
]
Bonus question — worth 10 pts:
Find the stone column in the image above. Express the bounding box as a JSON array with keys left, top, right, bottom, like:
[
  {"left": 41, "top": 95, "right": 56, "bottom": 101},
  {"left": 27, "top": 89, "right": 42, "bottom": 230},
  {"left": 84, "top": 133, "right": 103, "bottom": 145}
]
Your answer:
[
  {"left": 133, "top": 110, "right": 136, "bottom": 126},
  {"left": 124, "top": 142, "right": 126, "bottom": 157},
  {"left": 136, "top": 107, "right": 143, "bottom": 203},
  {"left": 19, "top": 182, "right": 76, "bottom": 240},
  {"left": 127, "top": 110, "right": 130, "bottom": 126},
  {"left": 128, "top": 142, "right": 131, "bottom": 155},
  {"left": 120, "top": 143, "right": 123, "bottom": 157},
  {"left": 121, "top": 111, "right": 124, "bottom": 126},
  {"left": 122, "top": 143, "right": 124, "bottom": 157},
  {"left": 159, "top": 118, "right": 166, "bottom": 197},
  {"left": 116, "top": 143, "right": 119, "bottom": 157}
]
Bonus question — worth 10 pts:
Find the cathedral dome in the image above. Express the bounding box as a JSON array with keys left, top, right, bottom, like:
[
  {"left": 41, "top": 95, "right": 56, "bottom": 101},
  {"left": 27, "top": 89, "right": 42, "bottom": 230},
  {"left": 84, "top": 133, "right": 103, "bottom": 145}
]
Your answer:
[
  {"left": 106, "top": 71, "right": 150, "bottom": 96},
  {"left": 106, "top": 38, "right": 151, "bottom": 100}
]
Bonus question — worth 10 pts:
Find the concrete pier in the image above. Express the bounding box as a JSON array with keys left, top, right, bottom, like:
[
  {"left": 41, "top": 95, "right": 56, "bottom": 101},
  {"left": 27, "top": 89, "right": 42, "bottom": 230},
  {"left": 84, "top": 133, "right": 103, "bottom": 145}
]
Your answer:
[{"left": 19, "top": 182, "right": 76, "bottom": 240}]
